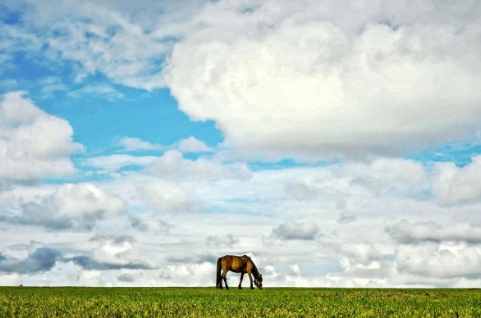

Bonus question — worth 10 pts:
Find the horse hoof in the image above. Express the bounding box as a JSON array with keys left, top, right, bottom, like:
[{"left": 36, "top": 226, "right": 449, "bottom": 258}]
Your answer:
[{"left": 238, "top": 287, "right": 242, "bottom": 290}]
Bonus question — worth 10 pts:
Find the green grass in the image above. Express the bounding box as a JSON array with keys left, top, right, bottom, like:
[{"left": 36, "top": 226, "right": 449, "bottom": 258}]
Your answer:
[{"left": 1, "top": 287, "right": 481, "bottom": 317}]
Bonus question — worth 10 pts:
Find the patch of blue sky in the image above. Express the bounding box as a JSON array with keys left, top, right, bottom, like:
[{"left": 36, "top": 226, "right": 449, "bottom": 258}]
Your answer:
[
  {"left": 408, "top": 141, "right": 481, "bottom": 168},
  {"left": 0, "top": 52, "right": 74, "bottom": 95},
  {"left": 52, "top": 88, "right": 222, "bottom": 158},
  {"left": 248, "top": 158, "right": 340, "bottom": 172},
  {"left": 0, "top": 4, "right": 24, "bottom": 25},
  {"left": 2, "top": 53, "right": 224, "bottom": 157},
  {"left": 382, "top": 254, "right": 395, "bottom": 262}
]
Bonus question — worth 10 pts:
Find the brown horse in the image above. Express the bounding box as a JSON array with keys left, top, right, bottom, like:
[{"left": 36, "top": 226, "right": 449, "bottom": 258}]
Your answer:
[{"left": 216, "top": 255, "right": 263, "bottom": 290}]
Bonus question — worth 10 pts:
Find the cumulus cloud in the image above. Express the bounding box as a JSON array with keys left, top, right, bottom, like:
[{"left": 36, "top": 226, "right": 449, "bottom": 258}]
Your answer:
[
  {"left": 71, "top": 234, "right": 152, "bottom": 270},
  {"left": 0, "top": 92, "right": 82, "bottom": 184},
  {"left": 4, "top": 0, "right": 481, "bottom": 288},
  {"left": 0, "top": 273, "right": 22, "bottom": 286},
  {"left": 433, "top": 156, "right": 481, "bottom": 206},
  {"left": 8, "top": 1, "right": 479, "bottom": 161},
  {"left": 386, "top": 220, "right": 481, "bottom": 244},
  {"left": 129, "top": 216, "right": 149, "bottom": 232},
  {"left": 284, "top": 158, "right": 427, "bottom": 208},
  {"left": 205, "top": 234, "right": 238, "bottom": 247},
  {"left": 177, "top": 137, "right": 213, "bottom": 153},
  {"left": 337, "top": 242, "right": 382, "bottom": 267},
  {"left": 118, "top": 273, "right": 135, "bottom": 282},
  {"left": 69, "top": 256, "right": 151, "bottom": 270},
  {"left": 143, "top": 149, "right": 252, "bottom": 180},
  {"left": 348, "top": 158, "right": 427, "bottom": 195},
  {"left": 0, "top": 240, "right": 150, "bottom": 277},
  {"left": 158, "top": 220, "right": 175, "bottom": 234},
  {"left": 83, "top": 154, "right": 158, "bottom": 172},
  {"left": 118, "top": 137, "right": 165, "bottom": 152},
  {"left": 89, "top": 234, "right": 136, "bottom": 244},
  {"left": 395, "top": 243, "right": 481, "bottom": 279},
  {"left": 337, "top": 213, "right": 357, "bottom": 224},
  {"left": 139, "top": 180, "right": 196, "bottom": 212},
  {"left": 76, "top": 270, "right": 106, "bottom": 286},
  {"left": 158, "top": 262, "right": 216, "bottom": 286},
  {"left": 0, "top": 247, "right": 62, "bottom": 274},
  {"left": 6, "top": 183, "right": 125, "bottom": 230},
  {"left": 270, "top": 221, "right": 321, "bottom": 241},
  {"left": 164, "top": 0, "right": 481, "bottom": 160},
  {"left": 167, "top": 253, "right": 217, "bottom": 264}
]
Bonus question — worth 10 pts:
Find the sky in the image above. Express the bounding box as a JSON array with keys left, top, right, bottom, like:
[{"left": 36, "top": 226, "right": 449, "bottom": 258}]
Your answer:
[{"left": 1, "top": 0, "right": 481, "bottom": 288}]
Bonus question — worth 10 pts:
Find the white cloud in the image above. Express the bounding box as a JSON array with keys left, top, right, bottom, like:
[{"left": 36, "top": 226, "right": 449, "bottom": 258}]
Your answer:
[
  {"left": 4, "top": 1, "right": 481, "bottom": 287},
  {"left": 164, "top": 0, "right": 481, "bottom": 160},
  {"left": 9, "top": 183, "right": 125, "bottom": 230},
  {"left": 90, "top": 234, "right": 151, "bottom": 268},
  {"left": 0, "top": 21, "right": 42, "bottom": 75},
  {"left": 0, "top": 273, "right": 21, "bottom": 286},
  {"left": 66, "top": 85, "right": 124, "bottom": 100},
  {"left": 139, "top": 180, "right": 196, "bottom": 213},
  {"left": 283, "top": 158, "right": 427, "bottom": 207},
  {"left": 205, "top": 234, "right": 238, "bottom": 247},
  {"left": 348, "top": 158, "right": 427, "bottom": 194},
  {"left": 119, "top": 137, "right": 165, "bottom": 151},
  {"left": 44, "top": 6, "right": 169, "bottom": 90},
  {"left": 144, "top": 149, "right": 252, "bottom": 180},
  {"left": 0, "top": 92, "right": 82, "bottom": 184},
  {"left": 337, "top": 213, "right": 356, "bottom": 224},
  {"left": 270, "top": 220, "right": 321, "bottom": 241},
  {"left": 177, "top": 136, "right": 213, "bottom": 153},
  {"left": 387, "top": 220, "right": 481, "bottom": 244},
  {"left": 83, "top": 155, "right": 158, "bottom": 171},
  {"left": 77, "top": 270, "right": 106, "bottom": 286},
  {"left": 337, "top": 242, "right": 382, "bottom": 267},
  {"left": 395, "top": 242, "right": 481, "bottom": 279},
  {"left": 433, "top": 156, "right": 481, "bottom": 206},
  {"left": 6, "top": 1, "right": 481, "bottom": 161}
]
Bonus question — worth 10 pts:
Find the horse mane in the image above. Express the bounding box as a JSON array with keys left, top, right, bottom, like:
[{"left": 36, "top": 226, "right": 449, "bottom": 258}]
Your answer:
[{"left": 250, "top": 261, "right": 262, "bottom": 280}]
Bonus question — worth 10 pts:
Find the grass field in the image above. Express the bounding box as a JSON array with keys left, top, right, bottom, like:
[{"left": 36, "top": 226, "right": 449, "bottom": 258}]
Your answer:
[{"left": 1, "top": 287, "right": 481, "bottom": 317}]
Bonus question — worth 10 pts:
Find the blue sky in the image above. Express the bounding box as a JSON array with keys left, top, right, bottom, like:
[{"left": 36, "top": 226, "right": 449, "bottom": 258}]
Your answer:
[{"left": 2, "top": 0, "right": 481, "bottom": 288}]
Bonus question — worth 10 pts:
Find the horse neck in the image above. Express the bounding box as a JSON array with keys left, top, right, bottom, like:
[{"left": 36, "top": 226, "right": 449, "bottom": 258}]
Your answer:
[{"left": 250, "top": 261, "right": 260, "bottom": 279}]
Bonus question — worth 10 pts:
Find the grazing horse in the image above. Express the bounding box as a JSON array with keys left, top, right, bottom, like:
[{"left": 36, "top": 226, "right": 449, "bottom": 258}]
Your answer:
[{"left": 216, "top": 255, "right": 263, "bottom": 290}]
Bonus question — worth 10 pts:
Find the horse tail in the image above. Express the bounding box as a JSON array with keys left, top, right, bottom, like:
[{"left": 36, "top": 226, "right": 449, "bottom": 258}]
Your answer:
[{"left": 216, "top": 257, "right": 222, "bottom": 288}]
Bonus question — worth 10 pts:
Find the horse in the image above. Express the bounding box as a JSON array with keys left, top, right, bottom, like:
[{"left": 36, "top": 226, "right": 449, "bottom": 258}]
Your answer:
[{"left": 216, "top": 255, "right": 263, "bottom": 290}]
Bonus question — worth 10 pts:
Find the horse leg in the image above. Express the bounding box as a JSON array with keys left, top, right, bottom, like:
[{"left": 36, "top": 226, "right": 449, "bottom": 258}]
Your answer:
[
  {"left": 247, "top": 271, "right": 254, "bottom": 289},
  {"left": 238, "top": 272, "right": 244, "bottom": 289},
  {"left": 222, "top": 272, "right": 229, "bottom": 290},
  {"left": 218, "top": 268, "right": 223, "bottom": 289}
]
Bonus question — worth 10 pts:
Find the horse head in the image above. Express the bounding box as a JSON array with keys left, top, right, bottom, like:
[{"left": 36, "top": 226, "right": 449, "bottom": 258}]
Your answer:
[{"left": 254, "top": 274, "right": 263, "bottom": 289}]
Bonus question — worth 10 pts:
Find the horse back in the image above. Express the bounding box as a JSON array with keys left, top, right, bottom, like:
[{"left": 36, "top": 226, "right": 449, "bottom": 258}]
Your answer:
[{"left": 221, "top": 255, "right": 249, "bottom": 273}]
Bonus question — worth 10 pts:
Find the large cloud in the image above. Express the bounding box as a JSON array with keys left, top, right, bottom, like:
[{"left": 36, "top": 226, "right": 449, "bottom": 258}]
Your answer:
[
  {"left": 0, "top": 247, "right": 62, "bottom": 274},
  {"left": 5, "top": 2, "right": 481, "bottom": 160},
  {"left": 69, "top": 234, "right": 152, "bottom": 270},
  {"left": 143, "top": 150, "right": 252, "bottom": 180},
  {"left": 386, "top": 220, "right": 481, "bottom": 244},
  {"left": 0, "top": 92, "right": 82, "bottom": 184},
  {"left": 5, "top": 183, "right": 125, "bottom": 230},
  {"left": 395, "top": 243, "right": 481, "bottom": 279},
  {"left": 270, "top": 221, "right": 322, "bottom": 241},
  {"left": 433, "top": 156, "right": 481, "bottom": 206},
  {"left": 164, "top": 0, "right": 481, "bottom": 159},
  {"left": 139, "top": 180, "right": 197, "bottom": 213}
]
